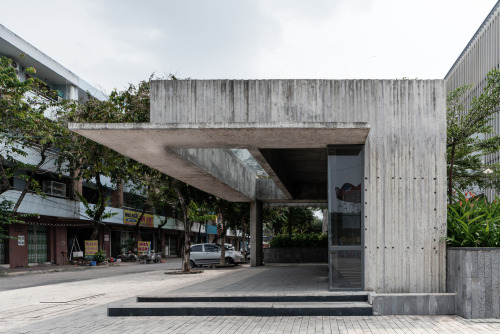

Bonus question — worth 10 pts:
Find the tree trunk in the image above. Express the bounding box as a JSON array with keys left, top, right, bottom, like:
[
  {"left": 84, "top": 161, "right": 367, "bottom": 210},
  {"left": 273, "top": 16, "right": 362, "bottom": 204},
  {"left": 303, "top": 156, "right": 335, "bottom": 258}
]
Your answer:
[
  {"left": 12, "top": 145, "right": 48, "bottom": 214},
  {"left": 219, "top": 214, "right": 226, "bottom": 265},
  {"left": 448, "top": 144, "right": 456, "bottom": 204},
  {"left": 0, "top": 156, "right": 11, "bottom": 194},
  {"left": 241, "top": 217, "right": 247, "bottom": 258},
  {"left": 134, "top": 206, "right": 148, "bottom": 242},
  {"left": 156, "top": 217, "right": 168, "bottom": 254},
  {"left": 91, "top": 172, "right": 107, "bottom": 240},
  {"left": 172, "top": 180, "right": 191, "bottom": 272},
  {"left": 287, "top": 209, "right": 294, "bottom": 236}
]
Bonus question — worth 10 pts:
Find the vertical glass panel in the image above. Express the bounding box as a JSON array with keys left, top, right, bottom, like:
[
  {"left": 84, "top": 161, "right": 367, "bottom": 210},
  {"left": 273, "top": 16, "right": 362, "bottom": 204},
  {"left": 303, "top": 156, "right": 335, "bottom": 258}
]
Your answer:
[
  {"left": 330, "top": 250, "right": 362, "bottom": 289},
  {"left": 328, "top": 148, "right": 362, "bottom": 246}
]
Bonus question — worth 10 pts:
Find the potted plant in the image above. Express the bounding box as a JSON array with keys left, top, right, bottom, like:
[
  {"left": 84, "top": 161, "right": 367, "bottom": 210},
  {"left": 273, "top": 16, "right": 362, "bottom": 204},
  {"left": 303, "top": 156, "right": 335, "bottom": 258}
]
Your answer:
[{"left": 93, "top": 249, "right": 108, "bottom": 265}]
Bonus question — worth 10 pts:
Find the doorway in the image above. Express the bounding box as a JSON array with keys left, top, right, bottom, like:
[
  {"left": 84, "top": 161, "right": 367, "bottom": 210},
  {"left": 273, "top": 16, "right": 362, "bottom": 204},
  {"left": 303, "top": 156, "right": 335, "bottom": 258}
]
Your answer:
[{"left": 327, "top": 146, "right": 364, "bottom": 290}]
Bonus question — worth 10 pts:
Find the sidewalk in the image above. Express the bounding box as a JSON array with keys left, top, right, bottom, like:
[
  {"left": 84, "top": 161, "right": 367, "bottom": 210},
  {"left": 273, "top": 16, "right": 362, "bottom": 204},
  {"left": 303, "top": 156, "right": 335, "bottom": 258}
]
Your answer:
[
  {"left": 0, "top": 257, "right": 181, "bottom": 277},
  {"left": 2, "top": 264, "right": 500, "bottom": 333},
  {"left": 0, "top": 260, "right": 138, "bottom": 276}
]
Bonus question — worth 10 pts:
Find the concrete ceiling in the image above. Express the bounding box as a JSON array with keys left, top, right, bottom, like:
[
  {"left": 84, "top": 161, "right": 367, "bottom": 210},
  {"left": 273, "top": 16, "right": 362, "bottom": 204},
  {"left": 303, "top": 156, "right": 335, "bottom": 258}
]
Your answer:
[{"left": 69, "top": 122, "right": 370, "bottom": 203}]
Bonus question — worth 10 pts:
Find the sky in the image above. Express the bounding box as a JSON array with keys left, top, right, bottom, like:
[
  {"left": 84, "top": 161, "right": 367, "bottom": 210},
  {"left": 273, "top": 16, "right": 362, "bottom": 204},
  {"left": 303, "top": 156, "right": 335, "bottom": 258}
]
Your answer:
[{"left": 0, "top": 0, "right": 497, "bottom": 93}]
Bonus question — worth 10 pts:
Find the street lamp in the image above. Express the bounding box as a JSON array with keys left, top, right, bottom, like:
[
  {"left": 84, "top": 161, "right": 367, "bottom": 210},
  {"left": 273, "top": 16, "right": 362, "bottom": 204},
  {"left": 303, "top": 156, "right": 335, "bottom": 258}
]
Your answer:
[
  {"left": 483, "top": 168, "right": 493, "bottom": 174},
  {"left": 483, "top": 168, "right": 494, "bottom": 197}
]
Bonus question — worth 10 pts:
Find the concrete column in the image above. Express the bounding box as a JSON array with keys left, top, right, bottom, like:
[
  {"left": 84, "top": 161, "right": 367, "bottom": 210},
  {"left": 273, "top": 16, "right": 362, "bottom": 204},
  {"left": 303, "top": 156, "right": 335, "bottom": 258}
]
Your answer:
[
  {"left": 73, "top": 174, "right": 82, "bottom": 200},
  {"left": 54, "top": 226, "right": 67, "bottom": 264},
  {"left": 66, "top": 84, "right": 78, "bottom": 100},
  {"left": 111, "top": 179, "right": 124, "bottom": 208},
  {"left": 9, "top": 223, "right": 28, "bottom": 268},
  {"left": 250, "top": 201, "right": 263, "bottom": 267}
]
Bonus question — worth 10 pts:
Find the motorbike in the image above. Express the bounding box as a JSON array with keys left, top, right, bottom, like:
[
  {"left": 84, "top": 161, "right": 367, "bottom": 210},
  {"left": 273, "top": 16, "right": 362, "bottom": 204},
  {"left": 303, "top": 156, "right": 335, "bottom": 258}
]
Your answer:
[
  {"left": 118, "top": 251, "right": 139, "bottom": 262},
  {"left": 140, "top": 250, "right": 162, "bottom": 264}
]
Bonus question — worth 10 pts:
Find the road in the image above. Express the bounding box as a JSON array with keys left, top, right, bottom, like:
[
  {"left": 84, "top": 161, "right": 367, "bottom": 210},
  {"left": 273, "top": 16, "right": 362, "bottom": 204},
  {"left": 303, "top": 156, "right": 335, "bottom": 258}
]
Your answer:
[{"left": 0, "top": 259, "right": 182, "bottom": 291}]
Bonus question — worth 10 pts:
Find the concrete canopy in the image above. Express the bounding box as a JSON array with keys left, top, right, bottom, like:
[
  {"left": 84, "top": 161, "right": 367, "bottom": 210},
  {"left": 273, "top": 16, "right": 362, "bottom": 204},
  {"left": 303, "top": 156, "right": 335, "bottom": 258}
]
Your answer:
[
  {"left": 69, "top": 122, "right": 370, "bottom": 203},
  {"left": 71, "top": 79, "right": 448, "bottom": 292}
]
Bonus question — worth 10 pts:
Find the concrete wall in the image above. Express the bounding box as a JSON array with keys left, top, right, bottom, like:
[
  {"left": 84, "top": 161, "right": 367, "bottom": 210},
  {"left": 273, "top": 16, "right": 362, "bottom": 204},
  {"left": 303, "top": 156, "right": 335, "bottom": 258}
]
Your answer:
[
  {"left": 151, "top": 79, "right": 447, "bottom": 293},
  {"left": 447, "top": 248, "right": 500, "bottom": 318},
  {"left": 370, "top": 293, "right": 456, "bottom": 316}
]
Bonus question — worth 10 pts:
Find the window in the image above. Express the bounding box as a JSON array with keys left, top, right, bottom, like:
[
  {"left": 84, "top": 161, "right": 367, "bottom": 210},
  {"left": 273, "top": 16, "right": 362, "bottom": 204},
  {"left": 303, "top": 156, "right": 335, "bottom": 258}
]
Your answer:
[
  {"left": 204, "top": 244, "right": 216, "bottom": 252},
  {"left": 191, "top": 245, "right": 202, "bottom": 253}
]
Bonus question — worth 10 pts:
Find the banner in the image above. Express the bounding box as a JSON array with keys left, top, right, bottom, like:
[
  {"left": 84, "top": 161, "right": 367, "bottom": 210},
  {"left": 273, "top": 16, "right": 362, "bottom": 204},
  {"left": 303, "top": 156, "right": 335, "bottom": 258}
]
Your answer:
[
  {"left": 123, "top": 210, "right": 154, "bottom": 227},
  {"left": 138, "top": 241, "right": 151, "bottom": 254},
  {"left": 85, "top": 240, "right": 98, "bottom": 258}
]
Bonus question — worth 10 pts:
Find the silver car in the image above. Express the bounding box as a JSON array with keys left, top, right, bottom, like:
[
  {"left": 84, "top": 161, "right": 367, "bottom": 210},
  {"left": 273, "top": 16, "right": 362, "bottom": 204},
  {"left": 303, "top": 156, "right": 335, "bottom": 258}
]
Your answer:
[{"left": 189, "top": 243, "right": 243, "bottom": 268}]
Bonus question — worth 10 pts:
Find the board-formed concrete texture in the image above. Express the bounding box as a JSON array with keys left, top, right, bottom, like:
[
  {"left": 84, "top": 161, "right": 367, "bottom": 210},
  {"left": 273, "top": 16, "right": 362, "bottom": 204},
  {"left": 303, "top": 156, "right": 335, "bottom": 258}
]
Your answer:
[
  {"left": 369, "top": 293, "right": 456, "bottom": 316},
  {"left": 70, "top": 79, "right": 447, "bottom": 294},
  {"left": 447, "top": 248, "right": 500, "bottom": 318}
]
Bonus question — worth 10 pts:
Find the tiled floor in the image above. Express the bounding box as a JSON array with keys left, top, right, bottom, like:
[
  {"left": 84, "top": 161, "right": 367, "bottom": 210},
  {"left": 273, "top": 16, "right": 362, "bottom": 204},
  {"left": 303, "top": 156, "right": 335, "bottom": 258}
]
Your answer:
[{"left": 2, "top": 263, "right": 500, "bottom": 333}]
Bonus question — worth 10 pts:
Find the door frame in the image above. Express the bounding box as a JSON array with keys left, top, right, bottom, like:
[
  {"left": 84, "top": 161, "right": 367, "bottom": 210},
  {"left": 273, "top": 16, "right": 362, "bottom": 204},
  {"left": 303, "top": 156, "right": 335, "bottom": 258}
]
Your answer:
[{"left": 327, "top": 145, "right": 365, "bottom": 291}]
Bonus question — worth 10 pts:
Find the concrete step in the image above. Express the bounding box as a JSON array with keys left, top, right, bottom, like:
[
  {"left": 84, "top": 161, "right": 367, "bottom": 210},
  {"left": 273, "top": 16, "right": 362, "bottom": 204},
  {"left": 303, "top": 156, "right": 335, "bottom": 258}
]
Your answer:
[
  {"left": 137, "top": 294, "right": 368, "bottom": 303},
  {"left": 108, "top": 301, "right": 373, "bottom": 317}
]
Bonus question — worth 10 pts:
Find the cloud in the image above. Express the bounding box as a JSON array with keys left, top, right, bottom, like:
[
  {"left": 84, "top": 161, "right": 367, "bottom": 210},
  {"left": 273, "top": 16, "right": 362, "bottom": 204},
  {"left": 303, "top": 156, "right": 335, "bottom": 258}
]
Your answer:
[{"left": 0, "top": 0, "right": 497, "bottom": 91}]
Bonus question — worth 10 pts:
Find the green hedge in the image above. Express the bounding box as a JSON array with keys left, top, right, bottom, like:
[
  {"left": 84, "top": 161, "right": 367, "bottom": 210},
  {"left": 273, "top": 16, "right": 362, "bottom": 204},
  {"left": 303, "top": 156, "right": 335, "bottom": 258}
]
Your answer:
[
  {"left": 447, "top": 191, "right": 500, "bottom": 247},
  {"left": 269, "top": 233, "right": 328, "bottom": 248}
]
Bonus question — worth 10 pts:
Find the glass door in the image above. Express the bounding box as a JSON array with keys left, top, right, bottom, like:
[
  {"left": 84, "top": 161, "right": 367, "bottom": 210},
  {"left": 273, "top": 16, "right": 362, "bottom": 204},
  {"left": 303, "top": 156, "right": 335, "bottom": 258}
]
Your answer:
[{"left": 328, "top": 146, "right": 364, "bottom": 290}]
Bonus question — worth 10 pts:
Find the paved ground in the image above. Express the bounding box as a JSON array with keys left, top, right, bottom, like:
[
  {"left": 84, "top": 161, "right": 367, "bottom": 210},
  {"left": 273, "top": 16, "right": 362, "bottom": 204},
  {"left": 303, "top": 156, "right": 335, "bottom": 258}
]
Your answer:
[
  {"left": 0, "top": 258, "right": 182, "bottom": 291},
  {"left": 1, "top": 262, "right": 500, "bottom": 333}
]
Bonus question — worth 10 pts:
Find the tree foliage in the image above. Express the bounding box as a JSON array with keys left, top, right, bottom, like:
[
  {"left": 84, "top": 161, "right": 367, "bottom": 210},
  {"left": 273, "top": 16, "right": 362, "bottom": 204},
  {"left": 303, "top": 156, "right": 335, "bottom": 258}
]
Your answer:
[
  {"left": 0, "top": 56, "right": 71, "bottom": 238},
  {"left": 446, "top": 191, "right": 500, "bottom": 247},
  {"left": 54, "top": 80, "right": 153, "bottom": 239},
  {"left": 264, "top": 207, "right": 318, "bottom": 236},
  {"left": 447, "top": 68, "right": 500, "bottom": 199}
]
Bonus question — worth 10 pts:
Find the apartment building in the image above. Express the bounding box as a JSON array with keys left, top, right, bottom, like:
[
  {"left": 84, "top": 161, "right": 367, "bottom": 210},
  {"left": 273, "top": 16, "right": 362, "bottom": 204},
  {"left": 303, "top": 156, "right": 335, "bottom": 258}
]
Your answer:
[
  {"left": 0, "top": 24, "right": 239, "bottom": 269},
  {"left": 445, "top": 0, "right": 500, "bottom": 198}
]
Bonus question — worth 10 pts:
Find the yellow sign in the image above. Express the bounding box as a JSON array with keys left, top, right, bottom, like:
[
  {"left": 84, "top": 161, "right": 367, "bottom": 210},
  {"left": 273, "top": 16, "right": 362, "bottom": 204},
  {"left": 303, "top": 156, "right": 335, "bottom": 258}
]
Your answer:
[
  {"left": 138, "top": 241, "right": 151, "bottom": 254},
  {"left": 123, "top": 210, "right": 154, "bottom": 227},
  {"left": 85, "top": 240, "right": 98, "bottom": 256}
]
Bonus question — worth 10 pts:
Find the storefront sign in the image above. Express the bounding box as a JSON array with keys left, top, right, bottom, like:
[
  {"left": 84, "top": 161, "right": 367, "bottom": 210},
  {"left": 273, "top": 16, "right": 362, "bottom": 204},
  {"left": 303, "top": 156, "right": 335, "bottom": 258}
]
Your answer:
[
  {"left": 138, "top": 241, "right": 151, "bottom": 254},
  {"left": 18, "top": 235, "right": 25, "bottom": 246},
  {"left": 85, "top": 240, "right": 98, "bottom": 257},
  {"left": 123, "top": 210, "right": 154, "bottom": 227}
]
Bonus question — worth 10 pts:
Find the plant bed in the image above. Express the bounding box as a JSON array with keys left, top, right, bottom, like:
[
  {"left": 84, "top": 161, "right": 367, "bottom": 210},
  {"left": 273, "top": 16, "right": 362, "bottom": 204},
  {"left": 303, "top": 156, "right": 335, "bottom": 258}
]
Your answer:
[
  {"left": 447, "top": 248, "right": 500, "bottom": 318},
  {"left": 165, "top": 270, "right": 204, "bottom": 275},
  {"left": 446, "top": 192, "right": 500, "bottom": 318},
  {"left": 264, "top": 247, "right": 327, "bottom": 263}
]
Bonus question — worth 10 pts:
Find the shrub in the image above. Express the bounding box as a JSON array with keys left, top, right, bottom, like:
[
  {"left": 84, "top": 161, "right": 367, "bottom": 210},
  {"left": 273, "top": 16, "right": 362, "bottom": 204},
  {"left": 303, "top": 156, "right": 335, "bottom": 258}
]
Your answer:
[
  {"left": 270, "top": 233, "right": 327, "bottom": 248},
  {"left": 446, "top": 191, "right": 500, "bottom": 247},
  {"left": 93, "top": 249, "right": 107, "bottom": 263}
]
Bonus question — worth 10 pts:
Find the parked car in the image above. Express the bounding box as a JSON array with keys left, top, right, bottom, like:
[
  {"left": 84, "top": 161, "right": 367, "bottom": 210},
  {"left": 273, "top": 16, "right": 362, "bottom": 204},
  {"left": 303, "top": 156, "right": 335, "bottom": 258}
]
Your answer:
[{"left": 189, "top": 243, "right": 243, "bottom": 268}]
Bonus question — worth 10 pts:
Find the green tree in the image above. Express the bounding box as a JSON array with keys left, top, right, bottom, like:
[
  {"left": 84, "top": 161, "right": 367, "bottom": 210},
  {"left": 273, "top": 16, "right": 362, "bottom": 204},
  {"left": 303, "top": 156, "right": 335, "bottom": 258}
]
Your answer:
[
  {"left": 211, "top": 199, "right": 247, "bottom": 265},
  {"left": 0, "top": 56, "right": 70, "bottom": 239},
  {"left": 56, "top": 96, "right": 131, "bottom": 240},
  {"left": 170, "top": 179, "right": 213, "bottom": 272},
  {"left": 264, "top": 207, "right": 288, "bottom": 236},
  {"left": 447, "top": 68, "right": 500, "bottom": 200},
  {"left": 264, "top": 207, "right": 317, "bottom": 236}
]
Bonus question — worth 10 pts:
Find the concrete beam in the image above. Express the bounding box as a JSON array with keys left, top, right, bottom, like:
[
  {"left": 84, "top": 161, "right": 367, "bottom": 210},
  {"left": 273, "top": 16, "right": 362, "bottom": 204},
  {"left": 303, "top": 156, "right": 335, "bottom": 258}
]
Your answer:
[
  {"left": 249, "top": 149, "right": 293, "bottom": 199},
  {"left": 166, "top": 148, "right": 256, "bottom": 202},
  {"left": 69, "top": 122, "right": 370, "bottom": 149},
  {"left": 69, "top": 124, "right": 257, "bottom": 202}
]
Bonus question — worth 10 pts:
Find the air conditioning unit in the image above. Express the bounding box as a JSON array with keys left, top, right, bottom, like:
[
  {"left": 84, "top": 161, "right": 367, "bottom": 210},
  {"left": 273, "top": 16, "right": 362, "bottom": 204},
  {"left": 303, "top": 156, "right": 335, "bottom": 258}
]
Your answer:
[
  {"left": 42, "top": 181, "right": 66, "bottom": 197},
  {"left": 6, "top": 57, "right": 19, "bottom": 71}
]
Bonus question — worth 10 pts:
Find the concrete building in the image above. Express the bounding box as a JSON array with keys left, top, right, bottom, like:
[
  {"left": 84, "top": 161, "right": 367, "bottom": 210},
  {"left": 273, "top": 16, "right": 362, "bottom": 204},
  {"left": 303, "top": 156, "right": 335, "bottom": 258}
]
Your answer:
[
  {"left": 445, "top": 0, "right": 500, "bottom": 199},
  {"left": 71, "top": 79, "right": 447, "bottom": 294},
  {"left": 0, "top": 24, "right": 239, "bottom": 268}
]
